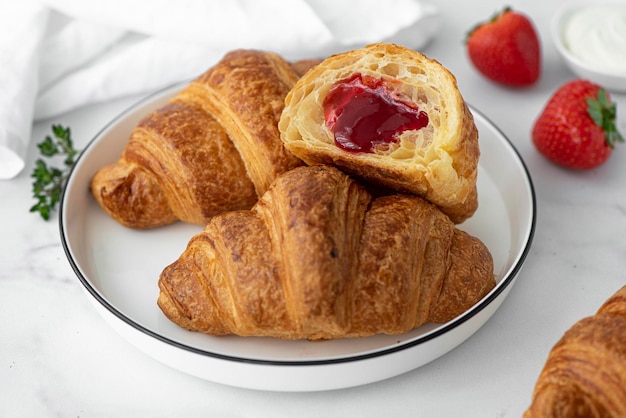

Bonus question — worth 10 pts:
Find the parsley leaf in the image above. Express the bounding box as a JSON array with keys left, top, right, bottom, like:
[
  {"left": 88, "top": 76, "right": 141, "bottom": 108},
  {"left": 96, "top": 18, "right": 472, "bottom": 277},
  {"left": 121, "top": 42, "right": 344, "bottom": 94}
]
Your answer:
[{"left": 30, "top": 125, "right": 80, "bottom": 220}]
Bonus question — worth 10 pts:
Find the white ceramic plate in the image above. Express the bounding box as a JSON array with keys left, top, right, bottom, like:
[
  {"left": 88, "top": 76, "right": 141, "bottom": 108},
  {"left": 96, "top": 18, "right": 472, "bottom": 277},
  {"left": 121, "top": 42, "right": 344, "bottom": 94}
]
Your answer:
[{"left": 60, "top": 83, "right": 536, "bottom": 392}]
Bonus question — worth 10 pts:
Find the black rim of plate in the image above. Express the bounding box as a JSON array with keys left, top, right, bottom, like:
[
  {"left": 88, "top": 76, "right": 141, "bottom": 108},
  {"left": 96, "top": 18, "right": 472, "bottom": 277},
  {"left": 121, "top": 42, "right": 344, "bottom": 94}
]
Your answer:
[{"left": 59, "top": 83, "right": 537, "bottom": 367}]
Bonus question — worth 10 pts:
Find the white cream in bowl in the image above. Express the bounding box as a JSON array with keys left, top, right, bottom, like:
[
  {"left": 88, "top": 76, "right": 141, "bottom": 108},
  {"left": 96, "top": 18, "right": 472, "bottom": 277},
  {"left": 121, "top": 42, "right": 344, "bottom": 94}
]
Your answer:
[
  {"left": 552, "top": 2, "right": 626, "bottom": 92},
  {"left": 562, "top": 4, "right": 626, "bottom": 74}
]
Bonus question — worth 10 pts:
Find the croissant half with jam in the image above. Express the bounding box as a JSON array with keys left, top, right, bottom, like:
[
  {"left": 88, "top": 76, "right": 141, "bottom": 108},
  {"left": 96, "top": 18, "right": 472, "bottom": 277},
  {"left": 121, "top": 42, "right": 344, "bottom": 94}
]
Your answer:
[
  {"left": 157, "top": 165, "right": 495, "bottom": 341},
  {"left": 279, "top": 43, "right": 480, "bottom": 223},
  {"left": 524, "top": 285, "right": 626, "bottom": 418},
  {"left": 90, "top": 50, "right": 317, "bottom": 229}
]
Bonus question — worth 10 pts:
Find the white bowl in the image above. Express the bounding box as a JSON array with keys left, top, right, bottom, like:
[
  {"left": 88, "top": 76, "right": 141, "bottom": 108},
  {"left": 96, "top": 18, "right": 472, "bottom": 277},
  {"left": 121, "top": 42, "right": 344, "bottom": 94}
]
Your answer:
[
  {"left": 551, "top": 2, "right": 626, "bottom": 93},
  {"left": 60, "top": 83, "right": 536, "bottom": 392}
]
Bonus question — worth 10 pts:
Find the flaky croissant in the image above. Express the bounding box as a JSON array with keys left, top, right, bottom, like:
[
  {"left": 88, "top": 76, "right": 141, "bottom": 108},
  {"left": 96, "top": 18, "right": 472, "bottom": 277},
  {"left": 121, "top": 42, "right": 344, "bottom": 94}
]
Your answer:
[
  {"left": 524, "top": 285, "right": 626, "bottom": 418},
  {"left": 157, "top": 165, "right": 495, "bottom": 340},
  {"left": 279, "top": 43, "right": 480, "bottom": 223},
  {"left": 90, "top": 50, "right": 317, "bottom": 229}
]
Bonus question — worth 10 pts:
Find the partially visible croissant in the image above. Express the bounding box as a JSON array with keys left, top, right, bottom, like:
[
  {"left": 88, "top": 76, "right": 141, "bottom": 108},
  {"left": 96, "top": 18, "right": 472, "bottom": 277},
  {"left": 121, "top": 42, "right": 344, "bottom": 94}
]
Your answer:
[
  {"left": 91, "top": 50, "right": 318, "bottom": 229},
  {"left": 157, "top": 165, "right": 495, "bottom": 340},
  {"left": 524, "top": 285, "right": 626, "bottom": 418}
]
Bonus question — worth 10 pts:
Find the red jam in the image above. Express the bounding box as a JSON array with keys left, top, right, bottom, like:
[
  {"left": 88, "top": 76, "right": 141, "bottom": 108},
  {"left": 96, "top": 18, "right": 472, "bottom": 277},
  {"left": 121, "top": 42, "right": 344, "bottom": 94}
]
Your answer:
[{"left": 323, "top": 73, "right": 428, "bottom": 153}]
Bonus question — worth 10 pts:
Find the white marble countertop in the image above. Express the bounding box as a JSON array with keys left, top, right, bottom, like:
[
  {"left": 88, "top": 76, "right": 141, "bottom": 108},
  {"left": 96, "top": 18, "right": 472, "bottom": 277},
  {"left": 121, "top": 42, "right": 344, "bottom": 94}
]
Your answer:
[{"left": 3, "top": 0, "right": 626, "bottom": 416}]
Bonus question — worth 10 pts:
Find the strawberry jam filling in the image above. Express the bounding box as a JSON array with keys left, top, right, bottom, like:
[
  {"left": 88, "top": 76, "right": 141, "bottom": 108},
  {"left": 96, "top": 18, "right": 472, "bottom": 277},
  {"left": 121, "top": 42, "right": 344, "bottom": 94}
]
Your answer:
[{"left": 323, "top": 73, "right": 428, "bottom": 153}]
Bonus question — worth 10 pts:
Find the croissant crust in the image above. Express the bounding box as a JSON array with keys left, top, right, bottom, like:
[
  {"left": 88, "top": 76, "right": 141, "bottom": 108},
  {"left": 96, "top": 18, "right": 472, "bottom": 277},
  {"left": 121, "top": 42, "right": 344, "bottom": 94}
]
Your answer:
[
  {"left": 90, "top": 49, "right": 312, "bottom": 229},
  {"left": 524, "top": 285, "right": 626, "bottom": 418},
  {"left": 157, "top": 165, "right": 495, "bottom": 340}
]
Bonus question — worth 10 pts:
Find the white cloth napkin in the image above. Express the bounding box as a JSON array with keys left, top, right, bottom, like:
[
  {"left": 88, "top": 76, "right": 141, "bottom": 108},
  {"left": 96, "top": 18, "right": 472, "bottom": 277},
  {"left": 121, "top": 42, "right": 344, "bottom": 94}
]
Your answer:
[
  {"left": 0, "top": 0, "right": 440, "bottom": 179},
  {"left": 0, "top": 1, "right": 48, "bottom": 180}
]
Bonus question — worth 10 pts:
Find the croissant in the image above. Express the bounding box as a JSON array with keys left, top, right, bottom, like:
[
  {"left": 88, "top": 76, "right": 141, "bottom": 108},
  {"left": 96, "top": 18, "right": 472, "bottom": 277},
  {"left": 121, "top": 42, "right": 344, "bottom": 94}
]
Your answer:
[
  {"left": 278, "top": 43, "right": 480, "bottom": 223},
  {"left": 524, "top": 285, "right": 626, "bottom": 418},
  {"left": 90, "top": 50, "right": 318, "bottom": 229},
  {"left": 157, "top": 165, "right": 495, "bottom": 340}
]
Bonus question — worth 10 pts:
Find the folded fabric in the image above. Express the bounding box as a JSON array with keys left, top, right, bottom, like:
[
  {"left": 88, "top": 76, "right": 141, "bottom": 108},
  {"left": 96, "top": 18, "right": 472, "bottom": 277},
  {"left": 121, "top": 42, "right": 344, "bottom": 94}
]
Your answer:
[
  {"left": 0, "top": 0, "right": 440, "bottom": 179},
  {"left": 0, "top": 1, "right": 48, "bottom": 180}
]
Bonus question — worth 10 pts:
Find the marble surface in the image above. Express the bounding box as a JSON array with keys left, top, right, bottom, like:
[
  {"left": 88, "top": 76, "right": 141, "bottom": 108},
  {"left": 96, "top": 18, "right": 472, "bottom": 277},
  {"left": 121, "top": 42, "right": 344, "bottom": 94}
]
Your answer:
[{"left": 2, "top": 0, "right": 626, "bottom": 416}]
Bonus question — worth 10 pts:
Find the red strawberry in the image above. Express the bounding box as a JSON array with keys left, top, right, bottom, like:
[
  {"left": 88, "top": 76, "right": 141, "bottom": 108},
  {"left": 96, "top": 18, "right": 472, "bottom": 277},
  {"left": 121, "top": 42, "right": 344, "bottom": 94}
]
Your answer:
[
  {"left": 532, "top": 79, "right": 624, "bottom": 170},
  {"left": 466, "top": 7, "right": 540, "bottom": 87}
]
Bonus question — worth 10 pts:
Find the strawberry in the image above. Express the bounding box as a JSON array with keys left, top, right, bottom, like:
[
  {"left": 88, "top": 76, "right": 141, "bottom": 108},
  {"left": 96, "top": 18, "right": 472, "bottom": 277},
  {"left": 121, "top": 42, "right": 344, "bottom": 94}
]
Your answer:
[
  {"left": 466, "top": 7, "right": 540, "bottom": 87},
  {"left": 532, "top": 79, "right": 624, "bottom": 170}
]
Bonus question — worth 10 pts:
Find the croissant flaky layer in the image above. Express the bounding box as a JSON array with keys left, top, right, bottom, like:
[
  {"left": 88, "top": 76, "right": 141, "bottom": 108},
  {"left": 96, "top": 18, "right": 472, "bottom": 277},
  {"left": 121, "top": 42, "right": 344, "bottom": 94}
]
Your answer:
[
  {"left": 279, "top": 43, "right": 480, "bottom": 223},
  {"left": 157, "top": 165, "right": 495, "bottom": 340},
  {"left": 90, "top": 49, "right": 315, "bottom": 229},
  {"left": 524, "top": 285, "right": 626, "bottom": 418}
]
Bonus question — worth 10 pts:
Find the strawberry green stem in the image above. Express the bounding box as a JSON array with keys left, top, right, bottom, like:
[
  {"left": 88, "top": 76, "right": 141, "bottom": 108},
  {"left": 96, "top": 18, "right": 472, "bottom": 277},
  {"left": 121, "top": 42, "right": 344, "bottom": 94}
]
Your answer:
[{"left": 586, "top": 89, "right": 624, "bottom": 148}]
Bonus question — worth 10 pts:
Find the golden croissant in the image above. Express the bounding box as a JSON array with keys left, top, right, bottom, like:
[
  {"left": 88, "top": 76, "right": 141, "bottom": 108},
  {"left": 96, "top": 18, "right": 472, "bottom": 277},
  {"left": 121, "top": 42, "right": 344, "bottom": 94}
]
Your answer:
[
  {"left": 157, "top": 165, "right": 495, "bottom": 340},
  {"left": 524, "top": 285, "right": 626, "bottom": 418},
  {"left": 90, "top": 50, "right": 318, "bottom": 229},
  {"left": 279, "top": 43, "right": 480, "bottom": 223}
]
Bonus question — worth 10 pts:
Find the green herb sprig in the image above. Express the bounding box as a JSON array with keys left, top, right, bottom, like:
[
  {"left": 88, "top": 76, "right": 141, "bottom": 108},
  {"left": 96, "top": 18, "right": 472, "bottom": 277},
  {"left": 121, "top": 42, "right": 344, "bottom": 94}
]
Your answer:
[{"left": 30, "top": 125, "right": 79, "bottom": 220}]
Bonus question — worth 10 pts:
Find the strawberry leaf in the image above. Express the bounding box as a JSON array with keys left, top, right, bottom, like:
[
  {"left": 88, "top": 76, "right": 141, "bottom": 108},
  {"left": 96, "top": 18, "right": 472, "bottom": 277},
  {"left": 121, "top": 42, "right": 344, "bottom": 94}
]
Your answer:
[
  {"left": 586, "top": 89, "right": 624, "bottom": 148},
  {"left": 465, "top": 6, "right": 512, "bottom": 43}
]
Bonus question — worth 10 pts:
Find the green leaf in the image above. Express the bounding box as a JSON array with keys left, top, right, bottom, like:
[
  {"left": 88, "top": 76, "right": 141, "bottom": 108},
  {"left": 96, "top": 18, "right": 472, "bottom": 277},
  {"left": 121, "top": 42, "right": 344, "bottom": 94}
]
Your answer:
[
  {"left": 37, "top": 136, "right": 58, "bottom": 157},
  {"left": 30, "top": 125, "right": 80, "bottom": 221},
  {"left": 586, "top": 89, "right": 625, "bottom": 148}
]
